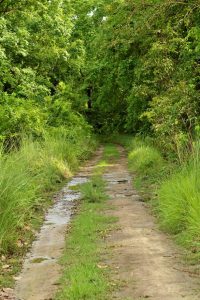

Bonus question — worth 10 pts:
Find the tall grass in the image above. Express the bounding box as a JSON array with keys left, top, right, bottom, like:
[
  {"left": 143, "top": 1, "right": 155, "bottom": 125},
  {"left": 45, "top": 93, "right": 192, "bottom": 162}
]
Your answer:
[
  {"left": 158, "top": 143, "right": 200, "bottom": 249},
  {"left": 0, "top": 128, "right": 96, "bottom": 254},
  {"left": 128, "top": 145, "right": 164, "bottom": 176},
  {"left": 115, "top": 135, "right": 165, "bottom": 182}
]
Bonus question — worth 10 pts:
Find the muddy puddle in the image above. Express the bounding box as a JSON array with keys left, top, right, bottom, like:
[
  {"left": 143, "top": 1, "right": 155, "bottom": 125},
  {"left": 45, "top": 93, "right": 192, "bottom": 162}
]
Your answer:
[{"left": 15, "top": 176, "right": 88, "bottom": 300}]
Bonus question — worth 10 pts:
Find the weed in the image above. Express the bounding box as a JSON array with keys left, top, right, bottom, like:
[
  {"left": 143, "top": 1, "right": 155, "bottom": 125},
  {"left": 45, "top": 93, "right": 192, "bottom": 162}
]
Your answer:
[
  {"left": 80, "top": 176, "right": 107, "bottom": 203},
  {"left": 102, "top": 144, "right": 120, "bottom": 162}
]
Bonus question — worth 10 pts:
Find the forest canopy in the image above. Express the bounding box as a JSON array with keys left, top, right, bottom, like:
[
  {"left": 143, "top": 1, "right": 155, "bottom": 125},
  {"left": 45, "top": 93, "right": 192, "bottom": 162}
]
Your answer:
[{"left": 0, "top": 0, "right": 200, "bottom": 154}]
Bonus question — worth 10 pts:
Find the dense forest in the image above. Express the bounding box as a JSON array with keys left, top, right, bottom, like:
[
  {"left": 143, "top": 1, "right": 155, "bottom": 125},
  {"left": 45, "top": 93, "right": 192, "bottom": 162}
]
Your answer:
[
  {"left": 1, "top": 0, "right": 200, "bottom": 151},
  {"left": 1, "top": 0, "right": 200, "bottom": 291},
  {"left": 85, "top": 0, "right": 200, "bottom": 156}
]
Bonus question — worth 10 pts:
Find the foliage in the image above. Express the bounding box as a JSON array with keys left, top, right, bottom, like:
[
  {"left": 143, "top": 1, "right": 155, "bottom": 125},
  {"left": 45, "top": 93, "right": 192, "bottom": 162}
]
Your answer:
[
  {"left": 1, "top": 0, "right": 200, "bottom": 150},
  {"left": 0, "top": 0, "right": 91, "bottom": 145},
  {"left": 79, "top": 0, "right": 200, "bottom": 153},
  {"left": 0, "top": 0, "right": 100, "bottom": 287}
]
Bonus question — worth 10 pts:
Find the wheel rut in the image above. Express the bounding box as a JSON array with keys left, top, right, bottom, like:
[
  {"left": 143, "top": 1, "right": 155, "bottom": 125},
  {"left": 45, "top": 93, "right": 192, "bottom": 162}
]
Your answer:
[
  {"left": 103, "top": 147, "right": 200, "bottom": 300},
  {"left": 11, "top": 148, "right": 103, "bottom": 300}
]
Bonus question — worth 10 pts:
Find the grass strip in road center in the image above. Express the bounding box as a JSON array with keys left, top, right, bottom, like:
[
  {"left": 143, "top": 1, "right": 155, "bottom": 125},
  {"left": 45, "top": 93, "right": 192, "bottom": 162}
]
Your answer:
[{"left": 55, "top": 145, "right": 119, "bottom": 300}]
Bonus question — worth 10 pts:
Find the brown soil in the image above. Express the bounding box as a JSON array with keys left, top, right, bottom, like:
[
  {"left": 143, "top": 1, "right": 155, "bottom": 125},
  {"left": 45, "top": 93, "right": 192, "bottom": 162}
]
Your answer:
[{"left": 103, "top": 147, "right": 200, "bottom": 300}]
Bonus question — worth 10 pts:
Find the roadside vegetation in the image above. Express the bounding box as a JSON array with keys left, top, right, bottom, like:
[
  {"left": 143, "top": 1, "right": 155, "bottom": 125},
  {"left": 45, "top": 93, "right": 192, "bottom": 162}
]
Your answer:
[
  {"left": 0, "top": 127, "right": 96, "bottom": 288},
  {"left": 56, "top": 145, "right": 119, "bottom": 300},
  {"left": 158, "top": 149, "right": 200, "bottom": 257}
]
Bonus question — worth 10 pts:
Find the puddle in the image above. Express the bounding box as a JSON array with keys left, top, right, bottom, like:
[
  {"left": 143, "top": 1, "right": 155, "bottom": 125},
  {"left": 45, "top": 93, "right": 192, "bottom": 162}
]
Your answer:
[
  {"left": 114, "top": 194, "right": 127, "bottom": 198},
  {"left": 15, "top": 175, "right": 89, "bottom": 300},
  {"left": 62, "top": 192, "right": 81, "bottom": 201},
  {"left": 68, "top": 176, "right": 88, "bottom": 187}
]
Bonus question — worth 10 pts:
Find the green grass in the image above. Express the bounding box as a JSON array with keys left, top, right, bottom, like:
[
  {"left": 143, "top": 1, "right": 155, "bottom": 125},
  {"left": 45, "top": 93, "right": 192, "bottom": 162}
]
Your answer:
[
  {"left": 102, "top": 143, "right": 120, "bottom": 161},
  {"left": 80, "top": 176, "right": 107, "bottom": 203},
  {"left": 158, "top": 155, "right": 200, "bottom": 250},
  {"left": 56, "top": 172, "right": 116, "bottom": 300},
  {"left": 128, "top": 145, "right": 164, "bottom": 176},
  {"left": 94, "top": 144, "right": 120, "bottom": 175},
  {"left": 0, "top": 129, "right": 96, "bottom": 288},
  {"left": 155, "top": 146, "right": 200, "bottom": 266}
]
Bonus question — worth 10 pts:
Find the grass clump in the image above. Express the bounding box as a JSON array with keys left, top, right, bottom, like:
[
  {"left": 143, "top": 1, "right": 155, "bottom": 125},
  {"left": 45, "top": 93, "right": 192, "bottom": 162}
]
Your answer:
[
  {"left": 80, "top": 176, "right": 107, "bottom": 203},
  {"left": 56, "top": 160, "right": 115, "bottom": 300},
  {"left": 115, "top": 135, "right": 165, "bottom": 199}
]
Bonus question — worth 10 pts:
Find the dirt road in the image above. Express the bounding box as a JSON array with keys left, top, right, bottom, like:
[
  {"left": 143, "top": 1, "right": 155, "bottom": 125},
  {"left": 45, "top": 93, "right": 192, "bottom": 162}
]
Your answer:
[{"left": 3, "top": 146, "right": 200, "bottom": 300}]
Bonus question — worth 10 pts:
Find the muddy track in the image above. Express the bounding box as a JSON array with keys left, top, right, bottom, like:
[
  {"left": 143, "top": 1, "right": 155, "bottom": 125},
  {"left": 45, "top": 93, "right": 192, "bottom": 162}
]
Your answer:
[
  {"left": 103, "top": 147, "right": 200, "bottom": 300},
  {"left": 6, "top": 148, "right": 103, "bottom": 300}
]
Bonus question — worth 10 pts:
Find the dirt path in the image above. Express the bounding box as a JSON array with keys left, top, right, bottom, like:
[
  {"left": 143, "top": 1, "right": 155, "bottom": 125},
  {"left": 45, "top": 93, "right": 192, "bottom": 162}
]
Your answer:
[
  {"left": 4, "top": 146, "right": 200, "bottom": 300},
  {"left": 12, "top": 148, "right": 103, "bottom": 300},
  {"left": 103, "top": 147, "right": 200, "bottom": 300}
]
